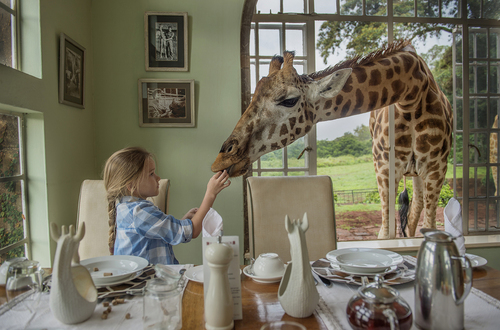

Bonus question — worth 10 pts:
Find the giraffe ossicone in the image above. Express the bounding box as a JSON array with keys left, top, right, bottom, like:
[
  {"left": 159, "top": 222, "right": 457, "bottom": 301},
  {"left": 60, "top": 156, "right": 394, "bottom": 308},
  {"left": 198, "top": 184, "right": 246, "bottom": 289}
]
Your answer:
[{"left": 213, "top": 40, "right": 453, "bottom": 239}]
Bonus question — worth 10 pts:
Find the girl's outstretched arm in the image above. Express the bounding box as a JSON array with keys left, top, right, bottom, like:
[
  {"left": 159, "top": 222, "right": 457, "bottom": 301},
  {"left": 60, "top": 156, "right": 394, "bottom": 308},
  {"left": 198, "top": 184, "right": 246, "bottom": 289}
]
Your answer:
[{"left": 190, "top": 171, "right": 231, "bottom": 238}]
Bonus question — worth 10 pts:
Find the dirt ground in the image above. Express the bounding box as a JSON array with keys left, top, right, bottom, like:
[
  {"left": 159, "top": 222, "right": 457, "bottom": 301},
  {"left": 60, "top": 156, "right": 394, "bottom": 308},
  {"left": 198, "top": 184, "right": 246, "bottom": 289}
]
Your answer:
[{"left": 336, "top": 207, "right": 446, "bottom": 241}]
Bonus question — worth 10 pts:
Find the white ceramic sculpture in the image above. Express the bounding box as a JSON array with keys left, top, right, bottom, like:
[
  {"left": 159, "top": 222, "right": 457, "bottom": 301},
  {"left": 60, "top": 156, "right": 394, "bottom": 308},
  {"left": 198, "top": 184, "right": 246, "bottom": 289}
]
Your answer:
[
  {"left": 278, "top": 213, "right": 319, "bottom": 318},
  {"left": 49, "top": 222, "right": 97, "bottom": 324}
]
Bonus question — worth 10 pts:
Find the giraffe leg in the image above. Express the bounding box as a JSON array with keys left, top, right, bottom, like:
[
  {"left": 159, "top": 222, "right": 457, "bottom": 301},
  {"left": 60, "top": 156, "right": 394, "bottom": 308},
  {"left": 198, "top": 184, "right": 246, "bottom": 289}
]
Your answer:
[
  {"left": 377, "top": 175, "right": 403, "bottom": 239},
  {"left": 421, "top": 176, "right": 445, "bottom": 232},
  {"left": 377, "top": 181, "right": 390, "bottom": 239},
  {"left": 407, "top": 176, "right": 424, "bottom": 237}
]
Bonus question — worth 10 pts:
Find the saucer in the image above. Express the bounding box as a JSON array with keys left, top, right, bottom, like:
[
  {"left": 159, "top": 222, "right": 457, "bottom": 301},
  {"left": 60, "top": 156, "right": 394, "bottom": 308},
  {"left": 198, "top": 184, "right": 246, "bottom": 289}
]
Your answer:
[{"left": 243, "top": 266, "right": 283, "bottom": 283}]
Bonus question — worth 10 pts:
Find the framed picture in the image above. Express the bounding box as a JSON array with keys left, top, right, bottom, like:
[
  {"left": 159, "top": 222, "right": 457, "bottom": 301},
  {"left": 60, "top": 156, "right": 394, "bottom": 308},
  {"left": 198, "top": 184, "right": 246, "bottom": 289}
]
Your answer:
[
  {"left": 138, "top": 79, "right": 195, "bottom": 127},
  {"left": 58, "top": 33, "right": 85, "bottom": 108},
  {"left": 144, "top": 12, "right": 188, "bottom": 71}
]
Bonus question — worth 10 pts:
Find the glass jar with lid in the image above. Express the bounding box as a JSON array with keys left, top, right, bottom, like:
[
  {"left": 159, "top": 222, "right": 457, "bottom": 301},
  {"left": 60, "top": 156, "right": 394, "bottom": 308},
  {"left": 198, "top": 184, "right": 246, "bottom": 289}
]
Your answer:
[{"left": 143, "top": 265, "right": 182, "bottom": 330}]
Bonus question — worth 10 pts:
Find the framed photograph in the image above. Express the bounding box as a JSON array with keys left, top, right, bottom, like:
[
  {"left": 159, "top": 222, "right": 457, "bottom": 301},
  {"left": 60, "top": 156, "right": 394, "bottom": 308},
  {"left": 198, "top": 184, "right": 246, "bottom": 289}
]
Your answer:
[
  {"left": 144, "top": 12, "right": 188, "bottom": 71},
  {"left": 58, "top": 33, "right": 85, "bottom": 108},
  {"left": 138, "top": 79, "right": 195, "bottom": 127}
]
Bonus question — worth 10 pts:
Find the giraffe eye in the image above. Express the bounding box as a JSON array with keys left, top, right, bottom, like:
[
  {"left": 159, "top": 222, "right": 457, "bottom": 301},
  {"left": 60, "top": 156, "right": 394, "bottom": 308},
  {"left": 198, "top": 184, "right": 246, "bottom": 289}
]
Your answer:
[{"left": 278, "top": 96, "right": 300, "bottom": 108}]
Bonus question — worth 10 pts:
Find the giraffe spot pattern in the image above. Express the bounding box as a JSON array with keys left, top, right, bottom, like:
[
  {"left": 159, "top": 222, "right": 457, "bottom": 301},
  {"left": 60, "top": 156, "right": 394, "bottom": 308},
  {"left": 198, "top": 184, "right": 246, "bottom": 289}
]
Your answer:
[
  {"left": 289, "top": 117, "right": 296, "bottom": 130},
  {"left": 369, "top": 69, "right": 382, "bottom": 86},
  {"left": 368, "top": 91, "right": 379, "bottom": 110},
  {"left": 386, "top": 68, "right": 394, "bottom": 80},
  {"left": 280, "top": 124, "right": 288, "bottom": 136},
  {"left": 341, "top": 100, "right": 352, "bottom": 117},
  {"left": 259, "top": 145, "right": 267, "bottom": 153},
  {"left": 355, "top": 89, "right": 364, "bottom": 109},
  {"left": 381, "top": 87, "right": 388, "bottom": 105},
  {"left": 405, "top": 86, "right": 421, "bottom": 102},
  {"left": 324, "top": 100, "right": 333, "bottom": 110},
  {"left": 271, "top": 142, "right": 280, "bottom": 150},
  {"left": 336, "top": 95, "right": 343, "bottom": 106},
  {"left": 281, "top": 138, "right": 287, "bottom": 146},
  {"left": 353, "top": 67, "right": 367, "bottom": 84}
]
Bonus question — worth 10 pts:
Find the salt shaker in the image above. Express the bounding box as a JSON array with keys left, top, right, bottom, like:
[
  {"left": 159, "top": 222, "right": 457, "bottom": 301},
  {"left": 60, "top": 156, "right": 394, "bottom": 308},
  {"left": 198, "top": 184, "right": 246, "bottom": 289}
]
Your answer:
[{"left": 204, "top": 236, "right": 234, "bottom": 330}]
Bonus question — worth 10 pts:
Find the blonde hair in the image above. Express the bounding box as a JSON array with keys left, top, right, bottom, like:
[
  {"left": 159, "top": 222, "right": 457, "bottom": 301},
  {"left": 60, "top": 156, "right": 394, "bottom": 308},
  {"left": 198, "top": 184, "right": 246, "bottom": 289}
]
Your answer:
[{"left": 103, "top": 147, "right": 153, "bottom": 254}]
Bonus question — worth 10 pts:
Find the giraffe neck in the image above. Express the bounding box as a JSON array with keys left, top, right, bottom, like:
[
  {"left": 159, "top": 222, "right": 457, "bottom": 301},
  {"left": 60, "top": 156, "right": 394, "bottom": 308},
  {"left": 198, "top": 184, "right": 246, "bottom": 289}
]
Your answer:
[{"left": 314, "top": 52, "right": 429, "bottom": 124}]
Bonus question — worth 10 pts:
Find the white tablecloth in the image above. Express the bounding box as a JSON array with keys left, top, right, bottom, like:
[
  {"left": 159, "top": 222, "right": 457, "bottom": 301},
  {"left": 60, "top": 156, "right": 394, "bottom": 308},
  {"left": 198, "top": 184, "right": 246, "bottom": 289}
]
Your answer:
[
  {"left": 314, "top": 256, "right": 500, "bottom": 330},
  {"left": 0, "top": 264, "right": 192, "bottom": 330}
]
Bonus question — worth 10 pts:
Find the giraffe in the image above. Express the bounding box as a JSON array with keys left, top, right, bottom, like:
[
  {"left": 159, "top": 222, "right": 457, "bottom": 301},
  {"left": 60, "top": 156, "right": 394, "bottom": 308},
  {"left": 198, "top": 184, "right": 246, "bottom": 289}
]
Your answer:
[{"left": 212, "top": 40, "right": 453, "bottom": 239}]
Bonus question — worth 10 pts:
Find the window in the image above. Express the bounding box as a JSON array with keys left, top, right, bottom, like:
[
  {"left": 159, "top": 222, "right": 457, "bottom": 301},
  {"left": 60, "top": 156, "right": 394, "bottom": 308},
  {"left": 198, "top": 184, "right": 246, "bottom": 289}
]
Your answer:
[
  {"left": 0, "top": 112, "right": 29, "bottom": 263},
  {"left": 244, "top": 0, "right": 500, "bottom": 243},
  {"left": 0, "top": 0, "right": 20, "bottom": 69}
]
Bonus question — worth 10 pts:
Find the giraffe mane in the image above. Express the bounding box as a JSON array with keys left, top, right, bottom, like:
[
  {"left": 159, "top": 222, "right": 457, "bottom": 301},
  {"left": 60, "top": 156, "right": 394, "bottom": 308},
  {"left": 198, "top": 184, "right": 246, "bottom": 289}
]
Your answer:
[{"left": 307, "top": 39, "right": 413, "bottom": 81}]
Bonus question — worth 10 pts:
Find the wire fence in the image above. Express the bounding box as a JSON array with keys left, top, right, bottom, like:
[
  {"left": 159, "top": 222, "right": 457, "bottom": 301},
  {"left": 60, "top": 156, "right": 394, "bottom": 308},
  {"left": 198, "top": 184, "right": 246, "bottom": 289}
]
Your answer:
[{"left": 334, "top": 188, "right": 379, "bottom": 205}]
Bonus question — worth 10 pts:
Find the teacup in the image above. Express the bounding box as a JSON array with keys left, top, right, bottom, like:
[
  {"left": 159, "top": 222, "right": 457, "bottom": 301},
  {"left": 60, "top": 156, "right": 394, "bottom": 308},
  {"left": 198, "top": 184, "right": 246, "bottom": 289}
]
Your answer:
[{"left": 253, "top": 253, "right": 285, "bottom": 278}]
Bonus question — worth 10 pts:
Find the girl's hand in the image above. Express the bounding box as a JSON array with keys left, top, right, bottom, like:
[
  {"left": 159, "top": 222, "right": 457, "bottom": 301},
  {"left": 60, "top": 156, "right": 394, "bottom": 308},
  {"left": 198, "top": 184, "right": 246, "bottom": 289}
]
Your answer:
[
  {"left": 183, "top": 208, "right": 198, "bottom": 220},
  {"left": 207, "top": 171, "right": 231, "bottom": 197}
]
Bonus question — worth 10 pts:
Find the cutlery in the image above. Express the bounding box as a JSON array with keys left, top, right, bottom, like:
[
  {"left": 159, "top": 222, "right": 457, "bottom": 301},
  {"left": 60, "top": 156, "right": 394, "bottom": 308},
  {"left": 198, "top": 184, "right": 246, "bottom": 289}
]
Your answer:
[{"left": 312, "top": 270, "right": 332, "bottom": 288}]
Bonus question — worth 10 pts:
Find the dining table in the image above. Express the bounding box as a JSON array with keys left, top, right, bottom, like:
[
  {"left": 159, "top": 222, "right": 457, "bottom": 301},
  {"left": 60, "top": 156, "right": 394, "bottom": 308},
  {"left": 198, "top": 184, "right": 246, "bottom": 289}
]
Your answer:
[{"left": 1, "top": 256, "right": 500, "bottom": 329}]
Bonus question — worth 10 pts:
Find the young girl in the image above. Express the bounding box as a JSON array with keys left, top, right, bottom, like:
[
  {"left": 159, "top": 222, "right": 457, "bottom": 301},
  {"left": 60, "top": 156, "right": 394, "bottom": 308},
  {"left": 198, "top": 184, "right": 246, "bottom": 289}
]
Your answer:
[{"left": 103, "top": 147, "right": 231, "bottom": 264}]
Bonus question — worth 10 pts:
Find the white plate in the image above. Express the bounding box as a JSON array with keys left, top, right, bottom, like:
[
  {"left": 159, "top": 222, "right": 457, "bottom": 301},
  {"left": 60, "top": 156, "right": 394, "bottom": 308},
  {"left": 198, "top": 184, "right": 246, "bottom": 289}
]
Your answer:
[
  {"left": 243, "top": 266, "right": 283, "bottom": 283},
  {"left": 185, "top": 265, "right": 204, "bottom": 283},
  {"left": 81, "top": 255, "right": 148, "bottom": 284},
  {"left": 466, "top": 253, "right": 488, "bottom": 268},
  {"left": 329, "top": 263, "right": 398, "bottom": 276},
  {"left": 327, "top": 248, "right": 403, "bottom": 273},
  {"left": 94, "top": 270, "right": 143, "bottom": 288}
]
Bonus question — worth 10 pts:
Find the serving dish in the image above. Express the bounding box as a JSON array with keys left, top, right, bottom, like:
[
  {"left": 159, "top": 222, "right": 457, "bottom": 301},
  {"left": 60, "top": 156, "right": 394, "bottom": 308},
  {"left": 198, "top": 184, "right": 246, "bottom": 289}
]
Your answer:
[
  {"left": 326, "top": 248, "right": 403, "bottom": 273},
  {"left": 312, "top": 258, "right": 415, "bottom": 286},
  {"left": 81, "top": 255, "right": 148, "bottom": 285}
]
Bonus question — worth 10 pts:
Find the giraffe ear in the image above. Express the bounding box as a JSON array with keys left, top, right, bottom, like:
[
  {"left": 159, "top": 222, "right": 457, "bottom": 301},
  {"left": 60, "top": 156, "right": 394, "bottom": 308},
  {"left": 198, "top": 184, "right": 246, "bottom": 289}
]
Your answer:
[{"left": 315, "top": 68, "right": 352, "bottom": 99}]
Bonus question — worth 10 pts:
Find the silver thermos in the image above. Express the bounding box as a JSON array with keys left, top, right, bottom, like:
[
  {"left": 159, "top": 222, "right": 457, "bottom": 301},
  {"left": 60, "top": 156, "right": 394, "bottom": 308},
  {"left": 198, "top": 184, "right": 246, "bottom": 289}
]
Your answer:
[{"left": 414, "top": 230, "right": 473, "bottom": 330}]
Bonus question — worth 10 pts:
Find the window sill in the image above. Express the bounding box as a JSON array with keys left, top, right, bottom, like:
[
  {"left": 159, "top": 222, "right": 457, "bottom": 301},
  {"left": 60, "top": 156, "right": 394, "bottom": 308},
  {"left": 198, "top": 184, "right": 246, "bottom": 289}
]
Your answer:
[{"left": 337, "top": 234, "right": 500, "bottom": 252}]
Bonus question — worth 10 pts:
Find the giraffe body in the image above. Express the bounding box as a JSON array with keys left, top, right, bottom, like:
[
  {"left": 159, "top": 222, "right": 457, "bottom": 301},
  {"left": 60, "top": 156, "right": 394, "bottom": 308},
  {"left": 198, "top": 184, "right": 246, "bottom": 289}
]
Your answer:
[{"left": 212, "top": 40, "right": 453, "bottom": 238}]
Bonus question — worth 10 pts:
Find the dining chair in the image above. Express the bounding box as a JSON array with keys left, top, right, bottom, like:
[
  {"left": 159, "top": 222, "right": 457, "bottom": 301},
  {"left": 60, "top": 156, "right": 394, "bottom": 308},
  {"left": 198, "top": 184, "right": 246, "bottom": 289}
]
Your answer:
[
  {"left": 246, "top": 175, "right": 337, "bottom": 263},
  {"left": 76, "top": 179, "right": 170, "bottom": 260}
]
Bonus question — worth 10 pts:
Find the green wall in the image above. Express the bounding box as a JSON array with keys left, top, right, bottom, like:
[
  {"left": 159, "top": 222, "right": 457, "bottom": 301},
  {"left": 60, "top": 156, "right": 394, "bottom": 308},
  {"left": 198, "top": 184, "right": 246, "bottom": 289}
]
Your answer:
[
  {"left": 0, "top": 0, "right": 245, "bottom": 266},
  {"left": 91, "top": 0, "right": 245, "bottom": 265},
  {"left": 0, "top": 0, "right": 96, "bottom": 266}
]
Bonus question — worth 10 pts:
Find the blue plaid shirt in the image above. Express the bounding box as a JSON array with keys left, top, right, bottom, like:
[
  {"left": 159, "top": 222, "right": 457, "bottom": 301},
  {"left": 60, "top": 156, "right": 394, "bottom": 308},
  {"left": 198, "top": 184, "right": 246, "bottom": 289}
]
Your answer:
[{"left": 114, "top": 196, "right": 193, "bottom": 265}]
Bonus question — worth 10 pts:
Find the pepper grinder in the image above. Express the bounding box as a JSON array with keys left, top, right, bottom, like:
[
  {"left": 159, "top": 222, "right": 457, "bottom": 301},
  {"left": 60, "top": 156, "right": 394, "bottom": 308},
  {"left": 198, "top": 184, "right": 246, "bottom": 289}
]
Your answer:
[{"left": 204, "top": 236, "right": 234, "bottom": 330}]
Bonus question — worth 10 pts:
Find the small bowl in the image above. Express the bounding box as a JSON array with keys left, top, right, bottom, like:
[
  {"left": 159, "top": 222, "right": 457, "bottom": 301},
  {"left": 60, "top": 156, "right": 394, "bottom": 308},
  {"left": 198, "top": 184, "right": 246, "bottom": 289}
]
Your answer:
[{"left": 253, "top": 253, "right": 285, "bottom": 278}]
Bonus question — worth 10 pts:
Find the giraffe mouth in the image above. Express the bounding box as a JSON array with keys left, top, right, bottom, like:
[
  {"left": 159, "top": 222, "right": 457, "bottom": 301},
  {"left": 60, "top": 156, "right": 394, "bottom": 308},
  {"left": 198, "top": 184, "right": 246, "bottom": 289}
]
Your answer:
[{"left": 225, "top": 164, "right": 235, "bottom": 177}]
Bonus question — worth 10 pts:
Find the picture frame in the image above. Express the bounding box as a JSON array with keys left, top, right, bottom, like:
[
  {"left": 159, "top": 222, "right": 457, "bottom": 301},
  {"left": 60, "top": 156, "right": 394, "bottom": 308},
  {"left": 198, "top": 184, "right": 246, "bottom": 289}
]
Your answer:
[
  {"left": 138, "top": 79, "right": 195, "bottom": 127},
  {"left": 144, "top": 12, "right": 188, "bottom": 71},
  {"left": 58, "top": 33, "right": 85, "bottom": 108}
]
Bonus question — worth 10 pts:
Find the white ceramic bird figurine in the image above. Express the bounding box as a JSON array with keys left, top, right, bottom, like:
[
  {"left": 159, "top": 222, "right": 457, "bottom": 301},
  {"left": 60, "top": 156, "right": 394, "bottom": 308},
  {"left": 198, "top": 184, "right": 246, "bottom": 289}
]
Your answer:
[
  {"left": 278, "top": 213, "right": 319, "bottom": 318},
  {"left": 49, "top": 222, "right": 97, "bottom": 324}
]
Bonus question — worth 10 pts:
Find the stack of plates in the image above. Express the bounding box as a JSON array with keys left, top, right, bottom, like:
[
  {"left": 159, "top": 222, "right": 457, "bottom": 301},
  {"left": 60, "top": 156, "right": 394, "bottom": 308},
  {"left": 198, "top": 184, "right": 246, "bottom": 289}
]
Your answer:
[
  {"left": 80, "top": 255, "right": 149, "bottom": 287},
  {"left": 326, "top": 248, "right": 404, "bottom": 276}
]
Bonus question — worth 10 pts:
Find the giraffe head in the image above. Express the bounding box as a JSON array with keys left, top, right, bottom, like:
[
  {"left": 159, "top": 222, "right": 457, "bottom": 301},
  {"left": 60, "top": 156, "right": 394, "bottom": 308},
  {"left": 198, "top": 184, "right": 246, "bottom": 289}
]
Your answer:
[{"left": 212, "top": 51, "right": 352, "bottom": 177}]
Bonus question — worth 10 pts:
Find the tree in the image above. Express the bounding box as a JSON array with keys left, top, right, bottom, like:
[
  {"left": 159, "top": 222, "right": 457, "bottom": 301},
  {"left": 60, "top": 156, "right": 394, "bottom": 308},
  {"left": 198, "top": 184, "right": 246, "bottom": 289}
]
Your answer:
[{"left": 316, "top": 0, "right": 458, "bottom": 64}]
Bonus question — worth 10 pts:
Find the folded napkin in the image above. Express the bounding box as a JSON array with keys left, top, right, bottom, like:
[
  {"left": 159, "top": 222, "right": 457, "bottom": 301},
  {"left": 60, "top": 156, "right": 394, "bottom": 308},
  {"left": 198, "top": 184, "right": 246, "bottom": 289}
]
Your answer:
[
  {"left": 202, "top": 208, "right": 223, "bottom": 237},
  {"left": 444, "top": 197, "right": 466, "bottom": 255}
]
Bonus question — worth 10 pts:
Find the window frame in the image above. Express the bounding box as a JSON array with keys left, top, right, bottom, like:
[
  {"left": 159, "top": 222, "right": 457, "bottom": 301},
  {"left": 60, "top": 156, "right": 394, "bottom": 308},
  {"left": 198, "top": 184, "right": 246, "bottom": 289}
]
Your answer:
[
  {"left": 0, "top": 111, "right": 30, "bottom": 261},
  {"left": 241, "top": 0, "right": 500, "bottom": 251},
  {"left": 0, "top": 0, "right": 21, "bottom": 70}
]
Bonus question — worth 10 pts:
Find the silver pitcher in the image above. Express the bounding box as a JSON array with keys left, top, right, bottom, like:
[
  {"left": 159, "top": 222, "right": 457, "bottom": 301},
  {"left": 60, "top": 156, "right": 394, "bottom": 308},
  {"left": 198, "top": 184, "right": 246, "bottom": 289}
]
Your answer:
[{"left": 414, "top": 230, "right": 472, "bottom": 330}]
